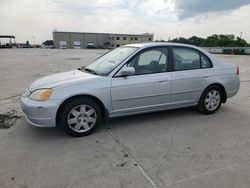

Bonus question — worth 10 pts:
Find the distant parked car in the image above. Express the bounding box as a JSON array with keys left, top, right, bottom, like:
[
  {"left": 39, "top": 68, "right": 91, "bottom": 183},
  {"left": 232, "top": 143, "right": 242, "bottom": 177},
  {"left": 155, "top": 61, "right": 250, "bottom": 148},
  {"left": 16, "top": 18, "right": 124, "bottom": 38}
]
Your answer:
[
  {"left": 21, "top": 43, "right": 240, "bottom": 136},
  {"left": 41, "top": 45, "right": 55, "bottom": 49},
  {"left": 87, "top": 43, "right": 97, "bottom": 49}
]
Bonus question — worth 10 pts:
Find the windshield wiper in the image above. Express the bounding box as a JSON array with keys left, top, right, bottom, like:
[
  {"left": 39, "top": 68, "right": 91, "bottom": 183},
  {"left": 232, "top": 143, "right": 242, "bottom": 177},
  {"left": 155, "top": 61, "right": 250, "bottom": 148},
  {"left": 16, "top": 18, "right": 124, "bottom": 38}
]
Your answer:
[
  {"left": 77, "top": 66, "right": 85, "bottom": 71},
  {"left": 83, "top": 68, "right": 98, "bottom": 75}
]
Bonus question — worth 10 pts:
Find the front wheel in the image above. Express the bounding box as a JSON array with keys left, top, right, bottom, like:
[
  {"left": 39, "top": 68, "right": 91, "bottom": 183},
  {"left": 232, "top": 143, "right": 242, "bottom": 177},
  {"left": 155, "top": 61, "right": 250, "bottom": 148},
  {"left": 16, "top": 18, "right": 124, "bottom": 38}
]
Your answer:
[
  {"left": 59, "top": 98, "right": 102, "bottom": 137},
  {"left": 197, "top": 85, "right": 222, "bottom": 114}
]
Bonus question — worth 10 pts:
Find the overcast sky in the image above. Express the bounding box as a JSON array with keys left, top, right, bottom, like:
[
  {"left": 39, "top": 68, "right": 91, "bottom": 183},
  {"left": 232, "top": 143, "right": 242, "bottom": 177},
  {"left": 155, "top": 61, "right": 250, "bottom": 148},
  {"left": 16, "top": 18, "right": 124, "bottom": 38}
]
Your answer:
[{"left": 0, "top": 0, "right": 250, "bottom": 43}]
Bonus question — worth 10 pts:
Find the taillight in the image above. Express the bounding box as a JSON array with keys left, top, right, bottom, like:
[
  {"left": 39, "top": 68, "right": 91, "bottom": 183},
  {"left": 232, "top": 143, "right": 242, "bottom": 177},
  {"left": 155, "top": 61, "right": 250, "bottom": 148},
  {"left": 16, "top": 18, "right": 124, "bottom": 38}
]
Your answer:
[{"left": 236, "top": 66, "right": 240, "bottom": 75}]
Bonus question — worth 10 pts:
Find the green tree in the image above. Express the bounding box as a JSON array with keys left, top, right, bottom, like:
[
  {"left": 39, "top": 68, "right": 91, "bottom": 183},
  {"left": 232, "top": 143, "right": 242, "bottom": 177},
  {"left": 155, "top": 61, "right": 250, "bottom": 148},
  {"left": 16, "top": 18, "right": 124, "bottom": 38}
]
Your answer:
[
  {"left": 168, "top": 34, "right": 250, "bottom": 47},
  {"left": 25, "top": 41, "right": 30, "bottom": 48},
  {"left": 42, "top": 40, "right": 54, "bottom": 46}
]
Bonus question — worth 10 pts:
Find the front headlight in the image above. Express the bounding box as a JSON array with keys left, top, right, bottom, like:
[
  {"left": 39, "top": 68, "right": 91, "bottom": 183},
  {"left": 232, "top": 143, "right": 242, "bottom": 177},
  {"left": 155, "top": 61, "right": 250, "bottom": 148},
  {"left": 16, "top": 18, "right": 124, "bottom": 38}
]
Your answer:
[{"left": 29, "top": 89, "right": 52, "bottom": 101}]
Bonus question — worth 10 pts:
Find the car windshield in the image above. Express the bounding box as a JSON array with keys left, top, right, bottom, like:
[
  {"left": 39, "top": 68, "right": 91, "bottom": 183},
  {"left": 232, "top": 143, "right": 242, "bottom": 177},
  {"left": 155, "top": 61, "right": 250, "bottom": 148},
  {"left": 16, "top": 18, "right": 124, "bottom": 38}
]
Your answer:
[{"left": 83, "top": 47, "right": 138, "bottom": 76}]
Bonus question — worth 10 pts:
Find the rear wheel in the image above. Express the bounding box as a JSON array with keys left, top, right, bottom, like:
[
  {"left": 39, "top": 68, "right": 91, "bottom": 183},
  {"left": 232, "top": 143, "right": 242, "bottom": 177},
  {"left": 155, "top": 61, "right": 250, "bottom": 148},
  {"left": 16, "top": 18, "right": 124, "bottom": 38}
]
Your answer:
[
  {"left": 197, "top": 85, "right": 222, "bottom": 114},
  {"left": 59, "top": 98, "right": 102, "bottom": 137}
]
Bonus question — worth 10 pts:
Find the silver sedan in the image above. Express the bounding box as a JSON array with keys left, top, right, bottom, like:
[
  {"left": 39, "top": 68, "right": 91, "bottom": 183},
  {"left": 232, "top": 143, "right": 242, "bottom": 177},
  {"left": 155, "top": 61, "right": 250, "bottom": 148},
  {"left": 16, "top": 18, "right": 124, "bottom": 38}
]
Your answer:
[{"left": 21, "top": 43, "right": 240, "bottom": 136}]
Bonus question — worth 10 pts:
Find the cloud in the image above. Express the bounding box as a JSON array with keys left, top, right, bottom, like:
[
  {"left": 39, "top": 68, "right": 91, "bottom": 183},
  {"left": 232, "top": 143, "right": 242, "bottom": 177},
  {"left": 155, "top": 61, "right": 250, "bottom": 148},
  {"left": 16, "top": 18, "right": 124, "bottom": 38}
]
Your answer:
[
  {"left": 0, "top": 0, "right": 250, "bottom": 43},
  {"left": 175, "top": 0, "right": 250, "bottom": 19},
  {"left": 119, "top": 0, "right": 176, "bottom": 18}
]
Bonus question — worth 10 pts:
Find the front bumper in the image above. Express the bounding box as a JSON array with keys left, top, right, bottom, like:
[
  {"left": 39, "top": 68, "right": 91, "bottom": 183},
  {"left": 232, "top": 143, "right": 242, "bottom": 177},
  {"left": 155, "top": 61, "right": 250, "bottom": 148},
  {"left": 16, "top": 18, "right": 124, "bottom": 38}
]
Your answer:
[{"left": 20, "top": 97, "right": 61, "bottom": 127}]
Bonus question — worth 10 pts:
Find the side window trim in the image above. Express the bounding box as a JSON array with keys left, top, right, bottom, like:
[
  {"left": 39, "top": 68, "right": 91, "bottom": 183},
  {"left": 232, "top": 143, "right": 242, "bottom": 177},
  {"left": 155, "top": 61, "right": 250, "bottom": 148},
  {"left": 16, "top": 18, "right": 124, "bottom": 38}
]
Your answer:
[
  {"left": 113, "top": 46, "right": 170, "bottom": 77},
  {"left": 200, "top": 52, "right": 213, "bottom": 68},
  {"left": 170, "top": 46, "right": 213, "bottom": 72}
]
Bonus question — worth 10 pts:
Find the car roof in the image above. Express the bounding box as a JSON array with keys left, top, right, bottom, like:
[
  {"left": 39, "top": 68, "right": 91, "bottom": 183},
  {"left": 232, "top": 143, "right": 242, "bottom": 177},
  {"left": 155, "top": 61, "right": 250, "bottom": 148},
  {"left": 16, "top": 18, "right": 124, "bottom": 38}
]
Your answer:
[
  {"left": 124, "top": 42, "right": 219, "bottom": 65},
  {"left": 125, "top": 42, "right": 214, "bottom": 58},
  {"left": 124, "top": 42, "right": 197, "bottom": 48}
]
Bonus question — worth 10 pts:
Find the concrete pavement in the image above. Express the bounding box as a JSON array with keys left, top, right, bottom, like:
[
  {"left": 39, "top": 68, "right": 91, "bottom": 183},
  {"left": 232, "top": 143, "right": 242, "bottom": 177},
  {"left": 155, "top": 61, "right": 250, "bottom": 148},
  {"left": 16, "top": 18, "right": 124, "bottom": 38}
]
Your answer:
[{"left": 0, "top": 49, "right": 250, "bottom": 188}]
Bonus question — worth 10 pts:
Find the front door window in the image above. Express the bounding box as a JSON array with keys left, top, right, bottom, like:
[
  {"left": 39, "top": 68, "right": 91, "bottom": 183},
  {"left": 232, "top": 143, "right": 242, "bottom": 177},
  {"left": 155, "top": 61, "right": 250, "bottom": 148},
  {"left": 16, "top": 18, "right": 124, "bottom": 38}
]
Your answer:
[{"left": 126, "top": 48, "right": 168, "bottom": 75}]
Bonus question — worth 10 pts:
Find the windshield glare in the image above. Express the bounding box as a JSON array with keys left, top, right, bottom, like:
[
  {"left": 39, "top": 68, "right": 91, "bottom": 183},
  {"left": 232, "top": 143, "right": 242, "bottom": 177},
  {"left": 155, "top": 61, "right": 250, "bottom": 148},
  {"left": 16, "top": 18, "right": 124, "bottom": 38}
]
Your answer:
[{"left": 85, "top": 47, "right": 138, "bottom": 76}]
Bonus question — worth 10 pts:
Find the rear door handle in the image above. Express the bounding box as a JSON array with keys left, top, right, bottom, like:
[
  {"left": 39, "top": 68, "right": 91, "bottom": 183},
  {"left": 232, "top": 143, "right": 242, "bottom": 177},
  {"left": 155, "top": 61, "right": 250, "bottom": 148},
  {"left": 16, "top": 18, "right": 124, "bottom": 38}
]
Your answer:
[{"left": 158, "top": 79, "right": 168, "bottom": 84}]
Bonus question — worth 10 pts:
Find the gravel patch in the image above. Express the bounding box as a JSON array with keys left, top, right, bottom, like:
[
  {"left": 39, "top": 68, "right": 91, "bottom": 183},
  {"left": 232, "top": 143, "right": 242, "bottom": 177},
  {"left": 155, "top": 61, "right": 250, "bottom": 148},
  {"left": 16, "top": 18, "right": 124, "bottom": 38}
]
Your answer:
[{"left": 0, "top": 110, "right": 22, "bottom": 129}]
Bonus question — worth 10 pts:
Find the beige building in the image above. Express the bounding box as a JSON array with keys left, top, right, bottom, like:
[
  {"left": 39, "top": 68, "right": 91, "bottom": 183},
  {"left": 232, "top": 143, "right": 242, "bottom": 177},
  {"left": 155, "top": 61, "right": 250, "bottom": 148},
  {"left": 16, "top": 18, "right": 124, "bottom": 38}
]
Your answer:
[{"left": 53, "top": 31, "right": 153, "bottom": 49}]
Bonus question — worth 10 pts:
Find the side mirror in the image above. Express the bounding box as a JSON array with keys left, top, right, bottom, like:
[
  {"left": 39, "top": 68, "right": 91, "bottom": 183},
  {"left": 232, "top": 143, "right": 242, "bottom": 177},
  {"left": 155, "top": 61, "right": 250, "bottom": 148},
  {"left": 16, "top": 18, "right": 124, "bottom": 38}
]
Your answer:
[{"left": 117, "top": 67, "right": 135, "bottom": 77}]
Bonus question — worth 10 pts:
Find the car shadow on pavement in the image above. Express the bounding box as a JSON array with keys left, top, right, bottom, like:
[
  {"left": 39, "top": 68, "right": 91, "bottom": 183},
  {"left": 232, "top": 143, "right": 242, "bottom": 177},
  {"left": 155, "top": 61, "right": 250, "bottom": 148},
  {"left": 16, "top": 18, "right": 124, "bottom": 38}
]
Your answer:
[
  {"left": 23, "top": 105, "right": 233, "bottom": 139},
  {"left": 24, "top": 122, "right": 69, "bottom": 138},
  {"left": 103, "top": 107, "right": 198, "bottom": 130},
  {"left": 21, "top": 107, "right": 195, "bottom": 139},
  {"left": 102, "top": 105, "right": 235, "bottom": 133}
]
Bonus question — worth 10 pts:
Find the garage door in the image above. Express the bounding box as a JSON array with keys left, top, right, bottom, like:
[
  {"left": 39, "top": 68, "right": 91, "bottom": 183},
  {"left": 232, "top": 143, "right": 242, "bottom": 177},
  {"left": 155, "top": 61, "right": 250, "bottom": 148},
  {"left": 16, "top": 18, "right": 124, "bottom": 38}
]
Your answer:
[
  {"left": 73, "top": 41, "right": 81, "bottom": 49},
  {"left": 59, "top": 41, "right": 67, "bottom": 49}
]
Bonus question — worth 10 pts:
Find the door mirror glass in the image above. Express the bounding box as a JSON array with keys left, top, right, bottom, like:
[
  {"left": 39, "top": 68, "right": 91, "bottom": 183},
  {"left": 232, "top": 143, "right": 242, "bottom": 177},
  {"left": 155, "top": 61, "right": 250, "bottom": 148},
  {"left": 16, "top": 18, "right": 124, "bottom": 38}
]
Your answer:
[{"left": 116, "top": 67, "right": 135, "bottom": 77}]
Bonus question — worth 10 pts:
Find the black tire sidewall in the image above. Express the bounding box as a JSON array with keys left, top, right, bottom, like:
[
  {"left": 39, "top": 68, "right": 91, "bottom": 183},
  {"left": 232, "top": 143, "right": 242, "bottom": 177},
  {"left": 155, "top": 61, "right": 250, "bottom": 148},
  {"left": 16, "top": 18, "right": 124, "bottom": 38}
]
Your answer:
[
  {"left": 59, "top": 98, "right": 102, "bottom": 137},
  {"left": 198, "top": 85, "right": 222, "bottom": 114}
]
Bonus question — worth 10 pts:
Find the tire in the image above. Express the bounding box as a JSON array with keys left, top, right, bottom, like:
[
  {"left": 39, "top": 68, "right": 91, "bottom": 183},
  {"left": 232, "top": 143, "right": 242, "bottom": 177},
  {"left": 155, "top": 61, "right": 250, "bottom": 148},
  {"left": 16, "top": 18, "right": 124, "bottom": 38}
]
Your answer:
[
  {"left": 59, "top": 98, "right": 102, "bottom": 137},
  {"left": 197, "top": 85, "right": 222, "bottom": 114}
]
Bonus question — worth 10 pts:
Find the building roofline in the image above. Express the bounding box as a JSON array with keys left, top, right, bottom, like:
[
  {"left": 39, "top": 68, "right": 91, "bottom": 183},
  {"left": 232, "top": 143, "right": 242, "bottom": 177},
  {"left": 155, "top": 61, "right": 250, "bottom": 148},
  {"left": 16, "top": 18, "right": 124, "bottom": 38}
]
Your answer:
[
  {"left": 53, "top": 31, "right": 153, "bottom": 36},
  {"left": 0, "top": 35, "right": 15, "bottom": 39}
]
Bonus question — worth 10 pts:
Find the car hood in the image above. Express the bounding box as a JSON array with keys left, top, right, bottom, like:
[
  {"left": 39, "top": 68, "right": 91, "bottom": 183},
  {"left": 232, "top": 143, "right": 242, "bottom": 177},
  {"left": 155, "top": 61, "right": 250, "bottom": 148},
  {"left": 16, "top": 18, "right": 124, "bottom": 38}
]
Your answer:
[{"left": 29, "top": 70, "right": 98, "bottom": 91}]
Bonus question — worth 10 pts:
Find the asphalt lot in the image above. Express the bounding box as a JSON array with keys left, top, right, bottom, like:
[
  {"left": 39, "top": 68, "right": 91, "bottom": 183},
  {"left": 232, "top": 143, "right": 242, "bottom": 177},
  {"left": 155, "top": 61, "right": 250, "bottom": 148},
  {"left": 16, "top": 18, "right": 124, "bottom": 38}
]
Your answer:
[{"left": 0, "top": 49, "right": 250, "bottom": 188}]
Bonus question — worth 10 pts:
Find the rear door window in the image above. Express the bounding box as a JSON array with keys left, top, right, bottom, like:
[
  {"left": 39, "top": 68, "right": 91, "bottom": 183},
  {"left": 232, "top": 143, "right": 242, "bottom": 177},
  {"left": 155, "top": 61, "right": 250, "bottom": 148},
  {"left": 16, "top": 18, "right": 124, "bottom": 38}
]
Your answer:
[{"left": 173, "top": 47, "right": 212, "bottom": 71}]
